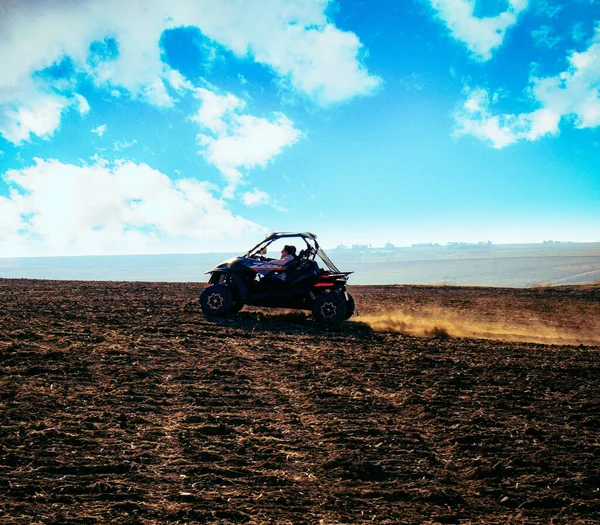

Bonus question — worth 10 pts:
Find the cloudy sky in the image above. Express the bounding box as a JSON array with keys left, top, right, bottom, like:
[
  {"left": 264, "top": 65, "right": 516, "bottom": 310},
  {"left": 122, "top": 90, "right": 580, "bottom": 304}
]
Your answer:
[{"left": 1, "top": 0, "right": 599, "bottom": 257}]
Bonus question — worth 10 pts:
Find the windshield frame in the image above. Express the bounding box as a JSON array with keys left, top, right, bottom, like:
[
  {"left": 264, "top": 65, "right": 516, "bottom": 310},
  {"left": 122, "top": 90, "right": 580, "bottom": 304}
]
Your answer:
[{"left": 244, "top": 232, "right": 341, "bottom": 273}]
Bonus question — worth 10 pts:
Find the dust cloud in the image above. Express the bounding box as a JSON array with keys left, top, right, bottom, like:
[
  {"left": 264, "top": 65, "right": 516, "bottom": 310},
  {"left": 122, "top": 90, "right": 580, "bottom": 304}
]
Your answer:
[{"left": 357, "top": 307, "right": 600, "bottom": 346}]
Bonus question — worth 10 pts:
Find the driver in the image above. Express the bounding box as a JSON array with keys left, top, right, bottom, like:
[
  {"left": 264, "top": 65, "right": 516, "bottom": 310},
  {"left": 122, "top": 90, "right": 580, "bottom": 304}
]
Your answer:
[
  {"left": 265, "top": 245, "right": 296, "bottom": 283},
  {"left": 270, "top": 245, "right": 296, "bottom": 267}
]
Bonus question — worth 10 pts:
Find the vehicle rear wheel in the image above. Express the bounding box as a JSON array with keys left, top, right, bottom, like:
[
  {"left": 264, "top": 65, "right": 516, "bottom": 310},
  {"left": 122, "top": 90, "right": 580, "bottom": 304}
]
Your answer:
[
  {"left": 312, "top": 293, "right": 346, "bottom": 324},
  {"left": 199, "top": 284, "right": 233, "bottom": 316},
  {"left": 344, "top": 293, "right": 355, "bottom": 320}
]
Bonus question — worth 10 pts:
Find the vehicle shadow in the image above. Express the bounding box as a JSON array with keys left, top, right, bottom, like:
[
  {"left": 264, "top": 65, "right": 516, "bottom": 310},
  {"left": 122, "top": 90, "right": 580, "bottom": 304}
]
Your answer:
[{"left": 203, "top": 309, "right": 375, "bottom": 336}]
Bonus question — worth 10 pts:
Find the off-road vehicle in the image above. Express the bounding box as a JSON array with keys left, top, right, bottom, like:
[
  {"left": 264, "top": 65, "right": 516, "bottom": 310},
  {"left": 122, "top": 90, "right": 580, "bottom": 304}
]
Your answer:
[{"left": 199, "top": 232, "right": 354, "bottom": 323}]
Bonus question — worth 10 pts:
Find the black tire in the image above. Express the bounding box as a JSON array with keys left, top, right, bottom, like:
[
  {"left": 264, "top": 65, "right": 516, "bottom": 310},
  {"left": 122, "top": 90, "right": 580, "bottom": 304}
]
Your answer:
[
  {"left": 312, "top": 292, "right": 346, "bottom": 324},
  {"left": 199, "top": 284, "right": 233, "bottom": 316},
  {"left": 344, "top": 293, "right": 355, "bottom": 320}
]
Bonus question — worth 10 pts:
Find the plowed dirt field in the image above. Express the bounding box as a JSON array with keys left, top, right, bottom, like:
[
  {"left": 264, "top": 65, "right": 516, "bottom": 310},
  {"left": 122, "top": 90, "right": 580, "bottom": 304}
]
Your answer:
[{"left": 1, "top": 279, "right": 599, "bottom": 524}]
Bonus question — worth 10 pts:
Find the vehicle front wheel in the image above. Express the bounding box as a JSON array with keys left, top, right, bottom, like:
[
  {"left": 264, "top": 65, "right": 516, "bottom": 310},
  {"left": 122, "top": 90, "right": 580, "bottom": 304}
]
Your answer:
[
  {"left": 312, "top": 293, "right": 346, "bottom": 324},
  {"left": 199, "top": 284, "right": 233, "bottom": 316}
]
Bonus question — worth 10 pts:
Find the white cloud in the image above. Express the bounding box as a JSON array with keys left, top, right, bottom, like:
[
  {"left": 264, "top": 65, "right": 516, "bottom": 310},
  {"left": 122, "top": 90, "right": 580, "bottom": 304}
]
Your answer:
[
  {"left": 0, "top": 0, "right": 379, "bottom": 143},
  {"left": 454, "top": 88, "right": 560, "bottom": 148},
  {"left": 242, "top": 189, "right": 270, "bottom": 207},
  {"left": 0, "top": 94, "right": 75, "bottom": 144},
  {"left": 192, "top": 88, "right": 303, "bottom": 196},
  {"left": 0, "top": 193, "right": 28, "bottom": 237},
  {"left": 428, "top": 0, "right": 529, "bottom": 61},
  {"left": 141, "top": 78, "right": 174, "bottom": 108},
  {"left": 167, "top": 0, "right": 380, "bottom": 104},
  {"left": 0, "top": 158, "right": 266, "bottom": 257},
  {"left": 208, "top": 114, "right": 301, "bottom": 171},
  {"left": 91, "top": 124, "right": 107, "bottom": 136},
  {"left": 249, "top": 19, "right": 380, "bottom": 104},
  {"left": 113, "top": 139, "right": 137, "bottom": 151},
  {"left": 534, "top": 30, "right": 600, "bottom": 129},
  {"left": 74, "top": 94, "right": 90, "bottom": 115},
  {"left": 455, "top": 27, "right": 600, "bottom": 147},
  {"left": 191, "top": 89, "right": 246, "bottom": 136},
  {"left": 167, "top": 69, "right": 195, "bottom": 92},
  {"left": 199, "top": 113, "right": 302, "bottom": 193}
]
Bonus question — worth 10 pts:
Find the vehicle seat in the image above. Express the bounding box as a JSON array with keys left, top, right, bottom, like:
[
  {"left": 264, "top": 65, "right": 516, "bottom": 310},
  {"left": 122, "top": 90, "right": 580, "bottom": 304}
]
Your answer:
[{"left": 285, "top": 257, "right": 319, "bottom": 284}]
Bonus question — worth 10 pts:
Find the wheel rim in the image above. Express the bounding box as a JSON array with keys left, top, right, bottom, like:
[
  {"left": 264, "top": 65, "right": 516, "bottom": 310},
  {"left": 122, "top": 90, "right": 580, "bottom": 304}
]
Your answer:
[
  {"left": 207, "top": 292, "right": 224, "bottom": 310},
  {"left": 320, "top": 301, "right": 337, "bottom": 320}
]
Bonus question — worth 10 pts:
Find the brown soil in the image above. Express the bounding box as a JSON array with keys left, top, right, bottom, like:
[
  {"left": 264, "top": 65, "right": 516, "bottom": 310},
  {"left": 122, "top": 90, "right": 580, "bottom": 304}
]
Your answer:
[{"left": 1, "top": 279, "right": 599, "bottom": 524}]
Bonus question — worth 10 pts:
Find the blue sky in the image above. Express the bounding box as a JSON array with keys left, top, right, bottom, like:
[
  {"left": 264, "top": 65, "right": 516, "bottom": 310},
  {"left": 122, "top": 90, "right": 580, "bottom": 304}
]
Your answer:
[{"left": 0, "top": 0, "right": 599, "bottom": 257}]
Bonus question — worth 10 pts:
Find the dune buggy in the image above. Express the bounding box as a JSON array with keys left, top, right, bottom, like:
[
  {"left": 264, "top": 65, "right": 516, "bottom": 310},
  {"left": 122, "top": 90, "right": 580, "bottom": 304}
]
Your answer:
[{"left": 199, "top": 232, "right": 355, "bottom": 323}]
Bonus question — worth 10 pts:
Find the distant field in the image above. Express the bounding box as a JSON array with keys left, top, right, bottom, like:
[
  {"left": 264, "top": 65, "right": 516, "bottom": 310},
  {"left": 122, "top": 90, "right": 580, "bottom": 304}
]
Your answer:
[
  {"left": 1, "top": 279, "right": 599, "bottom": 524},
  {"left": 1, "top": 242, "right": 599, "bottom": 287},
  {"left": 342, "top": 255, "right": 600, "bottom": 287},
  {"left": 332, "top": 242, "right": 600, "bottom": 287}
]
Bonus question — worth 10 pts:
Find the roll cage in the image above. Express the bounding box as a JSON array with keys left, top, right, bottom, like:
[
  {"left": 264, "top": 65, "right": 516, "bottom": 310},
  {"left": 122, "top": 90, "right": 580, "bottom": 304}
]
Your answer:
[{"left": 244, "top": 232, "right": 342, "bottom": 274}]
